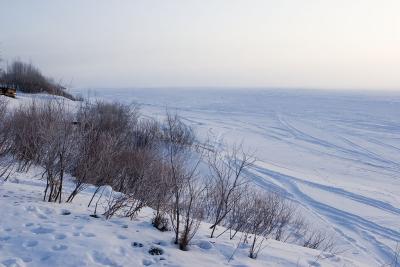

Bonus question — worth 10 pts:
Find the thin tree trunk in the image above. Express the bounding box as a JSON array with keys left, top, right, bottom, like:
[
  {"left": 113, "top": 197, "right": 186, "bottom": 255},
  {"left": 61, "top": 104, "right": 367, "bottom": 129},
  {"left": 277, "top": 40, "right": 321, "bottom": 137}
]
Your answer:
[{"left": 88, "top": 186, "right": 101, "bottom": 207}]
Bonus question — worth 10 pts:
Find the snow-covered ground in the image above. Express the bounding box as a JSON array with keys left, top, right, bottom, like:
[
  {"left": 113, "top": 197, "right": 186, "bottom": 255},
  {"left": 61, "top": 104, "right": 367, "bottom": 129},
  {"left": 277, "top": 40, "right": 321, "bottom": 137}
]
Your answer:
[
  {"left": 1, "top": 89, "right": 400, "bottom": 266},
  {"left": 70, "top": 88, "right": 400, "bottom": 266},
  {"left": 0, "top": 165, "right": 364, "bottom": 267}
]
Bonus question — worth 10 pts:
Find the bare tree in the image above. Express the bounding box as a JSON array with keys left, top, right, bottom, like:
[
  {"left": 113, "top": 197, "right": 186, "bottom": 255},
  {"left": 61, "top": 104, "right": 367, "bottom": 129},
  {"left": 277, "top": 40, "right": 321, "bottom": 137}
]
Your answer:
[
  {"left": 162, "top": 112, "right": 206, "bottom": 250},
  {"left": 206, "top": 144, "right": 254, "bottom": 238},
  {"left": 37, "top": 100, "right": 75, "bottom": 203}
]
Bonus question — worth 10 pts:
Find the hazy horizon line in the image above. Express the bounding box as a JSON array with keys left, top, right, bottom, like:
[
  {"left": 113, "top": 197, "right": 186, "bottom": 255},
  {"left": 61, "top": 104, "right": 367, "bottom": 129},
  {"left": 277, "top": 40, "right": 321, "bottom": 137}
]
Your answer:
[{"left": 72, "top": 86, "right": 400, "bottom": 95}]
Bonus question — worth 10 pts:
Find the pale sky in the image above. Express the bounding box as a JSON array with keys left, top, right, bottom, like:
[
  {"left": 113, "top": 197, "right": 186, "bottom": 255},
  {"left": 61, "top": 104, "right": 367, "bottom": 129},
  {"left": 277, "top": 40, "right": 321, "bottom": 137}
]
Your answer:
[{"left": 1, "top": 0, "right": 399, "bottom": 90}]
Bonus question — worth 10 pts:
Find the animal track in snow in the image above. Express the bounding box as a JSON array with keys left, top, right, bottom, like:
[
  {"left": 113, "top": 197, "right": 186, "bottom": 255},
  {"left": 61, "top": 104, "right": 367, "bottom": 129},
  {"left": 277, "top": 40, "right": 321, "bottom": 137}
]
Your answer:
[
  {"left": 31, "top": 227, "right": 54, "bottom": 234},
  {"left": 82, "top": 232, "right": 96, "bottom": 237},
  {"left": 52, "top": 244, "right": 68, "bottom": 251},
  {"left": 91, "top": 250, "right": 122, "bottom": 267},
  {"left": 117, "top": 234, "right": 128, "bottom": 240},
  {"left": 54, "top": 233, "right": 67, "bottom": 240},
  {"left": 22, "top": 240, "right": 38, "bottom": 248}
]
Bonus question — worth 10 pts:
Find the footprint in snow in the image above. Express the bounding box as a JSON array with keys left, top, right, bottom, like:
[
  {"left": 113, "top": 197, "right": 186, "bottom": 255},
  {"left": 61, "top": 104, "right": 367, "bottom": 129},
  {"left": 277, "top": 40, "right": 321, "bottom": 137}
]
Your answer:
[
  {"left": 61, "top": 210, "right": 71, "bottom": 216},
  {"left": 197, "top": 240, "right": 213, "bottom": 250},
  {"left": 54, "top": 233, "right": 67, "bottom": 240},
  {"left": 132, "top": 242, "right": 144, "bottom": 248},
  {"left": 142, "top": 259, "right": 153, "bottom": 266},
  {"left": 24, "top": 223, "right": 34, "bottom": 227},
  {"left": 152, "top": 240, "right": 167, "bottom": 246},
  {"left": 52, "top": 244, "right": 68, "bottom": 251},
  {"left": 22, "top": 257, "right": 32, "bottom": 263},
  {"left": 31, "top": 227, "right": 54, "bottom": 234},
  {"left": 23, "top": 240, "right": 38, "bottom": 248},
  {"left": 83, "top": 232, "right": 96, "bottom": 237},
  {"left": 117, "top": 235, "right": 128, "bottom": 240},
  {"left": 91, "top": 250, "right": 123, "bottom": 267}
]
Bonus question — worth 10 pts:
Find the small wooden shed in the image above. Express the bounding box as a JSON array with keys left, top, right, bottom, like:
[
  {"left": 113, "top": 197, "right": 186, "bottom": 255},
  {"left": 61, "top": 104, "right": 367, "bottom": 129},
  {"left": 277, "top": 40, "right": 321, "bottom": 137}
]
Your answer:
[{"left": 0, "top": 85, "right": 16, "bottom": 98}]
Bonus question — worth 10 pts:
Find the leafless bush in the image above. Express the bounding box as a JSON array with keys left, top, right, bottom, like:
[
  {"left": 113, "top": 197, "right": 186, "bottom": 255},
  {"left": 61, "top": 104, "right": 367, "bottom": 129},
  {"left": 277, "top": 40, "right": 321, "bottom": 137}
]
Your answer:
[
  {"left": 222, "top": 188, "right": 255, "bottom": 240},
  {"left": 166, "top": 151, "right": 206, "bottom": 250},
  {"left": 67, "top": 132, "right": 119, "bottom": 203},
  {"left": 244, "top": 191, "right": 296, "bottom": 259},
  {"left": 133, "top": 119, "right": 162, "bottom": 149},
  {"left": 205, "top": 144, "right": 254, "bottom": 238},
  {"left": 81, "top": 101, "right": 138, "bottom": 136},
  {"left": 162, "top": 112, "right": 207, "bottom": 250},
  {"left": 0, "top": 98, "right": 14, "bottom": 179},
  {"left": 302, "top": 226, "right": 336, "bottom": 252},
  {"left": 150, "top": 159, "right": 173, "bottom": 231},
  {"left": 102, "top": 147, "right": 163, "bottom": 219},
  {"left": 152, "top": 212, "right": 170, "bottom": 232},
  {"left": 8, "top": 102, "right": 44, "bottom": 171},
  {"left": 67, "top": 101, "right": 139, "bottom": 203},
  {"left": 177, "top": 178, "right": 206, "bottom": 250},
  {"left": 162, "top": 112, "right": 195, "bottom": 151},
  {"left": 36, "top": 100, "right": 76, "bottom": 202}
]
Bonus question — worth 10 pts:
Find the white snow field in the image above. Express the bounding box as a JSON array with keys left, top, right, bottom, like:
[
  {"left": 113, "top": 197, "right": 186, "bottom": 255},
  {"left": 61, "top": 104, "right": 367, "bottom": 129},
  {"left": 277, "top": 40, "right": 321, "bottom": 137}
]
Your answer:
[
  {"left": 1, "top": 89, "right": 399, "bottom": 266},
  {"left": 71, "top": 88, "right": 400, "bottom": 266}
]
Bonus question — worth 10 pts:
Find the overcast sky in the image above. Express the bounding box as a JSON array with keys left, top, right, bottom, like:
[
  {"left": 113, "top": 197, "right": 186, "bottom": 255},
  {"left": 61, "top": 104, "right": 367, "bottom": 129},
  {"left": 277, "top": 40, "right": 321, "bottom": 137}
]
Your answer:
[{"left": 1, "top": 0, "right": 399, "bottom": 90}]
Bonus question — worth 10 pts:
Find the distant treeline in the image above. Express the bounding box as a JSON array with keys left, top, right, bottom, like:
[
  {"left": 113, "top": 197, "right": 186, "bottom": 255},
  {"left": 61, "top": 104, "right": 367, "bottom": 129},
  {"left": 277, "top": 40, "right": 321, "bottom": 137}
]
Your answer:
[{"left": 0, "top": 60, "right": 75, "bottom": 100}]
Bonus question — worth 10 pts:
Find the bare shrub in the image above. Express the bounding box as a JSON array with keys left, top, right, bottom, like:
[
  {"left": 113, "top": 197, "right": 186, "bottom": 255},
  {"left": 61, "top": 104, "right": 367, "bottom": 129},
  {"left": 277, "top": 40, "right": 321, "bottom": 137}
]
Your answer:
[
  {"left": 152, "top": 212, "right": 170, "bottom": 232},
  {"left": 206, "top": 144, "right": 254, "bottom": 238},
  {"left": 222, "top": 188, "right": 255, "bottom": 240},
  {"left": 245, "top": 191, "right": 295, "bottom": 259},
  {"left": 36, "top": 100, "right": 76, "bottom": 202},
  {"left": 8, "top": 102, "right": 44, "bottom": 171},
  {"left": 0, "top": 98, "right": 14, "bottom": 179},
  {"left": 150, "top": 159, "right": 173, "bottom": 231},
  {"left": 177, "top": 178, "right": 206, "bottom": 250},
  {"left": 162, "top": 112, "right": 194, "bottom": 150},
  {"left": 302, "top": 227, "right": 336, "bottom": 252},
  {"left": 162, "top": 112, "right": 206, "bottom": 250},
  {"left": 67, "top": 101, "right": 139, "bottom": 203},
  {"left": 103, "top": 147, "right": 162, "bottom": 220},
  {"left": 81, "top": 101, "right": 138, "bottom": 135},
  {"left": 133, "top": 119, "right": 162, "bottom": 149}
]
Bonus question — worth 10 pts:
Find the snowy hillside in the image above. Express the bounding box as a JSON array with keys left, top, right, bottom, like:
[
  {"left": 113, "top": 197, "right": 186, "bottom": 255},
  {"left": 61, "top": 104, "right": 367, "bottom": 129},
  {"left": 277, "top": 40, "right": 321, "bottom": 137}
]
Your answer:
[
  {"left": 0, "top": 165, "right": 363, "bottom": 267},
  {"left": 72, "top": 88, "right": 400, "bottom": 266},
  {"left": 1, "top": 90, "right": 399, "bottom": 267}
]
